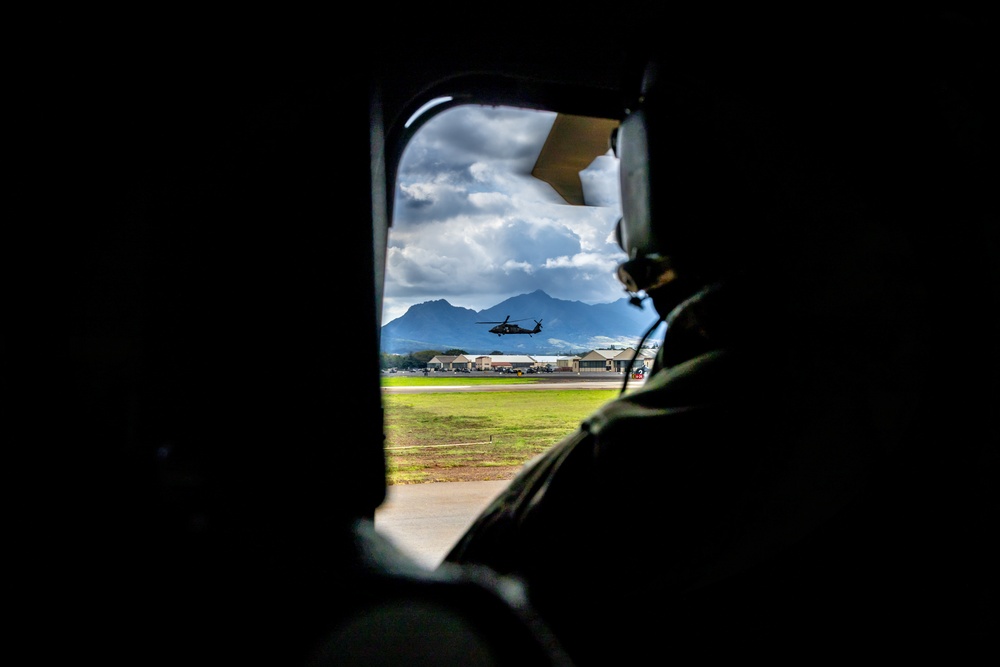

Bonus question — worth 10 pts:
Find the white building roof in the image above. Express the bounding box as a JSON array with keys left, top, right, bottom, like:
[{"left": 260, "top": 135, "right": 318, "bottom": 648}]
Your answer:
[
  {"left": 529, "top": 355, "right": 566, "bottom": 364},
  {"left": 488, "top": 355, "right": 536, "bottom": 364}
]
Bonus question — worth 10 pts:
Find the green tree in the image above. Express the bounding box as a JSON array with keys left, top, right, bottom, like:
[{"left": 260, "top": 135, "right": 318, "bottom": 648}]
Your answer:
[
  {"left": 490, "top": 350, "right": 503, "bottom": 356},
  {"left": 444, "top": 349, "right": 467, "bottom": 356},
  {"left": 411, "top": 350, "right": 442, "bottom": 365},
  {"left": 380, "top": 352, "right": 403, "bottom": 369}
]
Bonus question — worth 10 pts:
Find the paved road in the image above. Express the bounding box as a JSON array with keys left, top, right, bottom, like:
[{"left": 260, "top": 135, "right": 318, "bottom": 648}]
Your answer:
[{"left": 374, "top": 480, "right": 511, "bottom": 569}]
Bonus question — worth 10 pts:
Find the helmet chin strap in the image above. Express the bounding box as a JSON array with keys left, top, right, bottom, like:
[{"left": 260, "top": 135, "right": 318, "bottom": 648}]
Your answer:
[{"left": 619, "top": 311, "right": 665, "bottom": 396}]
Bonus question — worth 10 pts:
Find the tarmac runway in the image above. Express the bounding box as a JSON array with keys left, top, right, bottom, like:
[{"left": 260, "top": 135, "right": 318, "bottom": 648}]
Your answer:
[{"left": 374, "top": 480, "right": 511, "bottom": 569}]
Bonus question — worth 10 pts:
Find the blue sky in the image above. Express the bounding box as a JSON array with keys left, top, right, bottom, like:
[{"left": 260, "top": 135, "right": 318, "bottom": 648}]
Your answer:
[{"left": 382, "top": 105, "right": 626, "bottom": 324}]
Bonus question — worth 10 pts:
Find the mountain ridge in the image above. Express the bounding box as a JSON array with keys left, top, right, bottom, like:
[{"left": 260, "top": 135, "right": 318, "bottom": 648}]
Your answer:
[{"left": 380, "top": 289, "right": 664, "bottom": 355}]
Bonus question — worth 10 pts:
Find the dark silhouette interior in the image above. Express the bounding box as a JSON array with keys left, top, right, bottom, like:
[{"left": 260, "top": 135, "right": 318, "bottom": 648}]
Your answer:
[{"left": 16, "top": 10, "right": 996, "bottom": 664}]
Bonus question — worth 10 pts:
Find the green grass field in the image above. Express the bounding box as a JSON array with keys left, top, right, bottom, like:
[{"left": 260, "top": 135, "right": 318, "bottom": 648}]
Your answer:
[{"left": 382, "top": 387, "right": 619, "bottom": 484}]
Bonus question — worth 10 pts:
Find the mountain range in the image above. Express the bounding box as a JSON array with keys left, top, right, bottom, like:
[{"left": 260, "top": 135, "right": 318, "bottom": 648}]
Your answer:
[{"left": 380, "top": 289, "right": 665, "bottom": 356}]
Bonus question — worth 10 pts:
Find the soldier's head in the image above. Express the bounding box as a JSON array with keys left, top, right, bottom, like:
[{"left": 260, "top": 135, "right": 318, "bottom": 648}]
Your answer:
[{"left": 611, "top": 56, "right": 785, "bottom": 319}]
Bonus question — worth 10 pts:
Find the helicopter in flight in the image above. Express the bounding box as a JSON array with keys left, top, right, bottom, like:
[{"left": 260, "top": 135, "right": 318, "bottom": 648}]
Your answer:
[{"left": 477, "top": 316, "right": 543, "bottom": 337}]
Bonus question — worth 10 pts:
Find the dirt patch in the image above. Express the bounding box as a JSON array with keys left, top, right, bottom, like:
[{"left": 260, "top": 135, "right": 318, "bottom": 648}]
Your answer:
[
  {"left": 391, "top": 464, "right": 525, "bottom": 485},
  {"left": 386, "top": 441, "right": 542, "bottom": 485}
]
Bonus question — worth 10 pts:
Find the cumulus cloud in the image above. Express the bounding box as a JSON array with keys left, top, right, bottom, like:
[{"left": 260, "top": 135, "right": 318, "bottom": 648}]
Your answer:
[{"left": 383, "top": 104, "right": 626, "bottom": 323}]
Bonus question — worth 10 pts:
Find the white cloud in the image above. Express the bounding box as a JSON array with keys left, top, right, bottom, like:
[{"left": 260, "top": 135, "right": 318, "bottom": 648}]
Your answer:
[{"left": 384, "top": 104, "right": 626, "bottom": 324}]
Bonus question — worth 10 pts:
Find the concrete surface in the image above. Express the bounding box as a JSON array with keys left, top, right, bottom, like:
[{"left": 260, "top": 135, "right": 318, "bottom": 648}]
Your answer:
[{"left": 374, "top": 480, "right": 510, "bottom": 569}]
